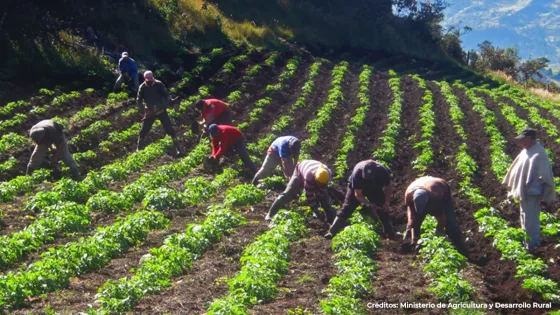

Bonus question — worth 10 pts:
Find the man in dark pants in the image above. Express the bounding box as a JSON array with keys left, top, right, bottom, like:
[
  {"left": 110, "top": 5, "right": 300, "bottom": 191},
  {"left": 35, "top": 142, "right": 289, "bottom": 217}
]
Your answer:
[
  {"left": 208, "top": 124, "right": 257, "bottom": 175},
  {"left": 326, "top": 160, "right": 394, "bottom": 239},
  {"left": 194, "top": 98, "right": 233, "bottom": 137},
  {"left": 265, "top": 159, "right": 335, "bottom": 223},
  {"left": 137, "top": 70, "right": 183, "bottom": 156},
  {"left": 403, "top": 176, "right": 468, "bottom": 255},
  {"left": 251, "top": 136, "right": 301, "bottom": 186}
]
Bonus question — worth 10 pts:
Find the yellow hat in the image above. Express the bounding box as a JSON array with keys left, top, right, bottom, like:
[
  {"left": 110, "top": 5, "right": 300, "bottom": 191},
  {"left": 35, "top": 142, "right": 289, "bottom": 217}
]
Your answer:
[{"left": 315, "top": 165, "right": 330, "bottom": 185}]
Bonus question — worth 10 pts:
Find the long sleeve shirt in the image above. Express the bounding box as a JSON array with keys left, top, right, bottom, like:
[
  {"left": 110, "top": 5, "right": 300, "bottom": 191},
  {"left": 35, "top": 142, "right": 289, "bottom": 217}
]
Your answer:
[
  {"left": 118, "top": 58, "right": 138, "bottom": 76},
  {"left": 211, "top": 125, "right": 244, "bottom": 158},
  {"left": 30, "top": 120, "right": 64, "bottom": 146},
  {"left": 201, "top": 99, "right": 229, "bottom": 123},
  {"left": 295, "top": 160, "right": 331, "bottom": 207},
  {"left": 405, "top": 176, "right": 451, "bottom": 218},
  {"left": 137, "top": 80, "right": 170, "bottom": 114}
]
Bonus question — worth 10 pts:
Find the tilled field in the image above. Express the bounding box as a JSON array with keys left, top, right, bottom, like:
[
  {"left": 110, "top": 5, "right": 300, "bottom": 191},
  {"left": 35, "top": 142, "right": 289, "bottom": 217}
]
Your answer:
[{"left": 0, "top": 48, "right": 559, "bottom": 315}]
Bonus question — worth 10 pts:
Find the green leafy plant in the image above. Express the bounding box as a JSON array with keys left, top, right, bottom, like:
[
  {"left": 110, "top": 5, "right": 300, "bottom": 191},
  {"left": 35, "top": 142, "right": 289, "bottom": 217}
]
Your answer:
[
  {"left": 334, "top": 64, "right": 373, "bottom": 178},
  {"left": 224, "top": 184, "right": 265, "bottom": 206},
  {"left": 373, "top": 70, "right": 402, "bottom": 164}
]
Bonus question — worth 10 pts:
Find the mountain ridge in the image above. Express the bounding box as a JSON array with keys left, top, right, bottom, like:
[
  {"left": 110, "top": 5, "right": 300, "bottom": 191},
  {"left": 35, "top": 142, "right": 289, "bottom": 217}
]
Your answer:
[{"left": 444, "top": 0, "right": 559, "bottom": 66}]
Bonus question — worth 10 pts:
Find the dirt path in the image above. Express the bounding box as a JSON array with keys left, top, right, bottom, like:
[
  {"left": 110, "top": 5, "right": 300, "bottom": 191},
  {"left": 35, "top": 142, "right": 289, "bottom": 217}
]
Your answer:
[
  {"left": 319, "top": 64, "right": 361, "bottom": 168},
  {"left": 346, "top": 71, "right": 392, "bottom": 174},
  {"left": 250, "top": 221, "right": 336, "bottom": 314},
  {"left": 364, "top": 75, "right": 440, "bottom": 314}
]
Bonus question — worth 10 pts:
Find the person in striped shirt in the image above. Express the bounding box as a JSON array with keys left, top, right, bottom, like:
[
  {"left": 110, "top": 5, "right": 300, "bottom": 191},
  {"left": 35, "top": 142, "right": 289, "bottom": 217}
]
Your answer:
[{"left": 265, "top": 159, "right": 335, "bottom": 223}]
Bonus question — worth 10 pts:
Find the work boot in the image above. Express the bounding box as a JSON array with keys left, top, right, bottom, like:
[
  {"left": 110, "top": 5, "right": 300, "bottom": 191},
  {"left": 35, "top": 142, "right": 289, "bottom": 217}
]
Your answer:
[
  {"left": 137, "top": 137, "right": 146, "bottom": 152},
  {"left": 172, "top": 138, "right": 185, "bottom": 157},
  {"left": 324, "top": 217, "right": 345, "bottom": 239}
]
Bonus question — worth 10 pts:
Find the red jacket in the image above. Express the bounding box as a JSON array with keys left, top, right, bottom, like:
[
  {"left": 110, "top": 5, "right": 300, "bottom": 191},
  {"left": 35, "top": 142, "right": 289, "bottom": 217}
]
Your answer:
[
  {"left": 202, "top": 99, "right": 229, "bottom": 122},
  {"left": 211, "top": 125, "right": 244, "bottom": 158}
]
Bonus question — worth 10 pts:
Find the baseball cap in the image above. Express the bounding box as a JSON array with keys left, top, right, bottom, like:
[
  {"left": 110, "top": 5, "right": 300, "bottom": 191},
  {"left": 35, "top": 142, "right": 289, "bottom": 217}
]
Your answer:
[
  {"left": 30, "top": 127, "right": 46, "bottom": 142},
  {"left": 122, "top": 52, "right": 129, "bottom": 58},
  {"left": 208, "top": 124, "right": 219, "bottom": 137},
  {"left": 289, "top": 138, "right": 301, "bottom": 156},
  {"left": 362, "top": 161, "right": 378, "bottom": 180},
  {"left": 515, "top": 128, "right": 537, "bottom": 140},
  {"left": 412, "top": 189, "right": 430, "bottom": 213}
]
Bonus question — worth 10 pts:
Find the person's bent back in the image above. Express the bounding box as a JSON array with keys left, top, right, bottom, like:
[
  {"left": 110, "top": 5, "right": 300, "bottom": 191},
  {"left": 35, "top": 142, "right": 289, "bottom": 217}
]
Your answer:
[{"left": 27, "top": 120, "right": 80, "bottom": 180}]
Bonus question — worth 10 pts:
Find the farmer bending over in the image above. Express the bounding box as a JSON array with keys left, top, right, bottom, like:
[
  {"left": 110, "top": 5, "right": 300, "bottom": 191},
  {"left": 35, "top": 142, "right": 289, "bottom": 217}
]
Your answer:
[
  {"left": 252, "top": 136, "right": 301, "bottom": 186},
  {"left": 114, "top": 52, "right": 139, "bottom": 91},
  {"left": 136, "top": 70, "right": 183, "bottom": 156},
  {"left": 265, "top": 160, "right": 335, "bottom": 223},
  {"left": 326, "top": 160, "right": 393, "bottom": 239},
  {"left": 27, "top": 119, "right": 80, "bottom": 180},
  {"left": 403, "top": 176, "right": 467, "bottom": 255},
  {"left": 194, "top": 98, "right": 233, "bottom": 137},
  {"left": 208, "top": 124, "right": 257, "bottom": 175}
]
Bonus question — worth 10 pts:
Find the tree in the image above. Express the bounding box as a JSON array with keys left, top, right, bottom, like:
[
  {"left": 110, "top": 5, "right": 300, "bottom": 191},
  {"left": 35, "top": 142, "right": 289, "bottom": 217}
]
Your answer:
[
  {"left": 518, "top": 57, "right": 549, "bottom": 87},
  {"left": 475, "top": 41, "right": 520, "bottom": 77},
  {"left": 439, "top": 25, "right": 471, "bottom": 63}
]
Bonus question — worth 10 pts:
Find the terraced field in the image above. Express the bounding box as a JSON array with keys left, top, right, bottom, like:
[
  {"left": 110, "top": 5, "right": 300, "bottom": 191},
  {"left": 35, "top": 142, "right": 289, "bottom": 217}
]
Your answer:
[{"left": 0, "top": 48, "right": 559, "bottom": 315}]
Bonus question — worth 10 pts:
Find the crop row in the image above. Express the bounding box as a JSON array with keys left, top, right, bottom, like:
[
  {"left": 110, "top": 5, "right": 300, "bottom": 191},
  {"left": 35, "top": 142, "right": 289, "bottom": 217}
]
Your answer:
[
  {"left": 0, "top": 92, "right": 130, "bottom": 177},
  {"left": 0, "top": 210, "right": 169, "bottom": 310},
  {"left": 238, "top": 55, "right": 301, "bottom": 131},
  {"left": 300, "top": 61, "right": 349, "bottom": 159},
  {"left": 249, "top": 59, "right": 326, "bottom": 155},
  {"left": 333, "top": 65, "right": 373, "bottom": 179},
  {"left": 92, "top": 168, "right": 248, "bottom": 314},
  {"left": 321, "top": 216, "right": 379, "bottom": 314},
  {"left": 227, "top": 53, "right": 278, "bottom": 103},
  {"left": 207, "top": 210, "right": 308, "bottom": 314},
  {"left": 419, "top": 217, "right": 476, "bottom": 305},
  {"left": 410, "top": 75, "right": 435, "bottom": 173},
  {"left": 445, "top": 81, "right": 560, "bottom": 303},
  {"left": 0, "top": 139, "right": 172, "bottom": 267},
  {"left": 470, "top": 86, "right": 560, "bottom": 235},
  {"left": 458, "top": 83, "right": 512, "bottom": 180},
  {"left": 373, "top": 70, "right": 402, "bottom": 164},
  {"left": 0, "top": 89, "right": 91, "bottom": 134}
]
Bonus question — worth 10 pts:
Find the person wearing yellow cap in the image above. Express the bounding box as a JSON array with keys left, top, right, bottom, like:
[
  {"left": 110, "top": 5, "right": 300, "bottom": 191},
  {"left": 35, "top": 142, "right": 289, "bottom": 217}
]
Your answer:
[
  {"left": 27, "top": 119, "right": 80, "bottom": 180},
  {"left": 265, "top": 159, "right": 335, "bottom": 222}
]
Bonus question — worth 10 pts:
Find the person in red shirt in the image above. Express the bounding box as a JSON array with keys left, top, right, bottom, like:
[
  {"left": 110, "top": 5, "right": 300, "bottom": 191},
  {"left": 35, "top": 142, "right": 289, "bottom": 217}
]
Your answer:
[
  {"left": 208, "top": 124, "right": 256, "bottom": 175},
  {"left": 194, "top": 99, "right": 233, "bottom": 137}
]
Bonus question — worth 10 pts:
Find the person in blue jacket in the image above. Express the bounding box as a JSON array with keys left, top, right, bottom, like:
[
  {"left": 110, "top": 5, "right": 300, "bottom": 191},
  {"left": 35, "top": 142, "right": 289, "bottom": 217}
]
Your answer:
[{"left": 114, "top": 52, "right": 139, "bottom": 91}]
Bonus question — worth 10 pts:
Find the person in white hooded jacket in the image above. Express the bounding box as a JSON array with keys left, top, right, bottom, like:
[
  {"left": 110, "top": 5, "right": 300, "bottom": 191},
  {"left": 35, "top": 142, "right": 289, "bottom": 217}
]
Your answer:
[{"left": 502, "top": 128, "right": 556, "bottom": 249}]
